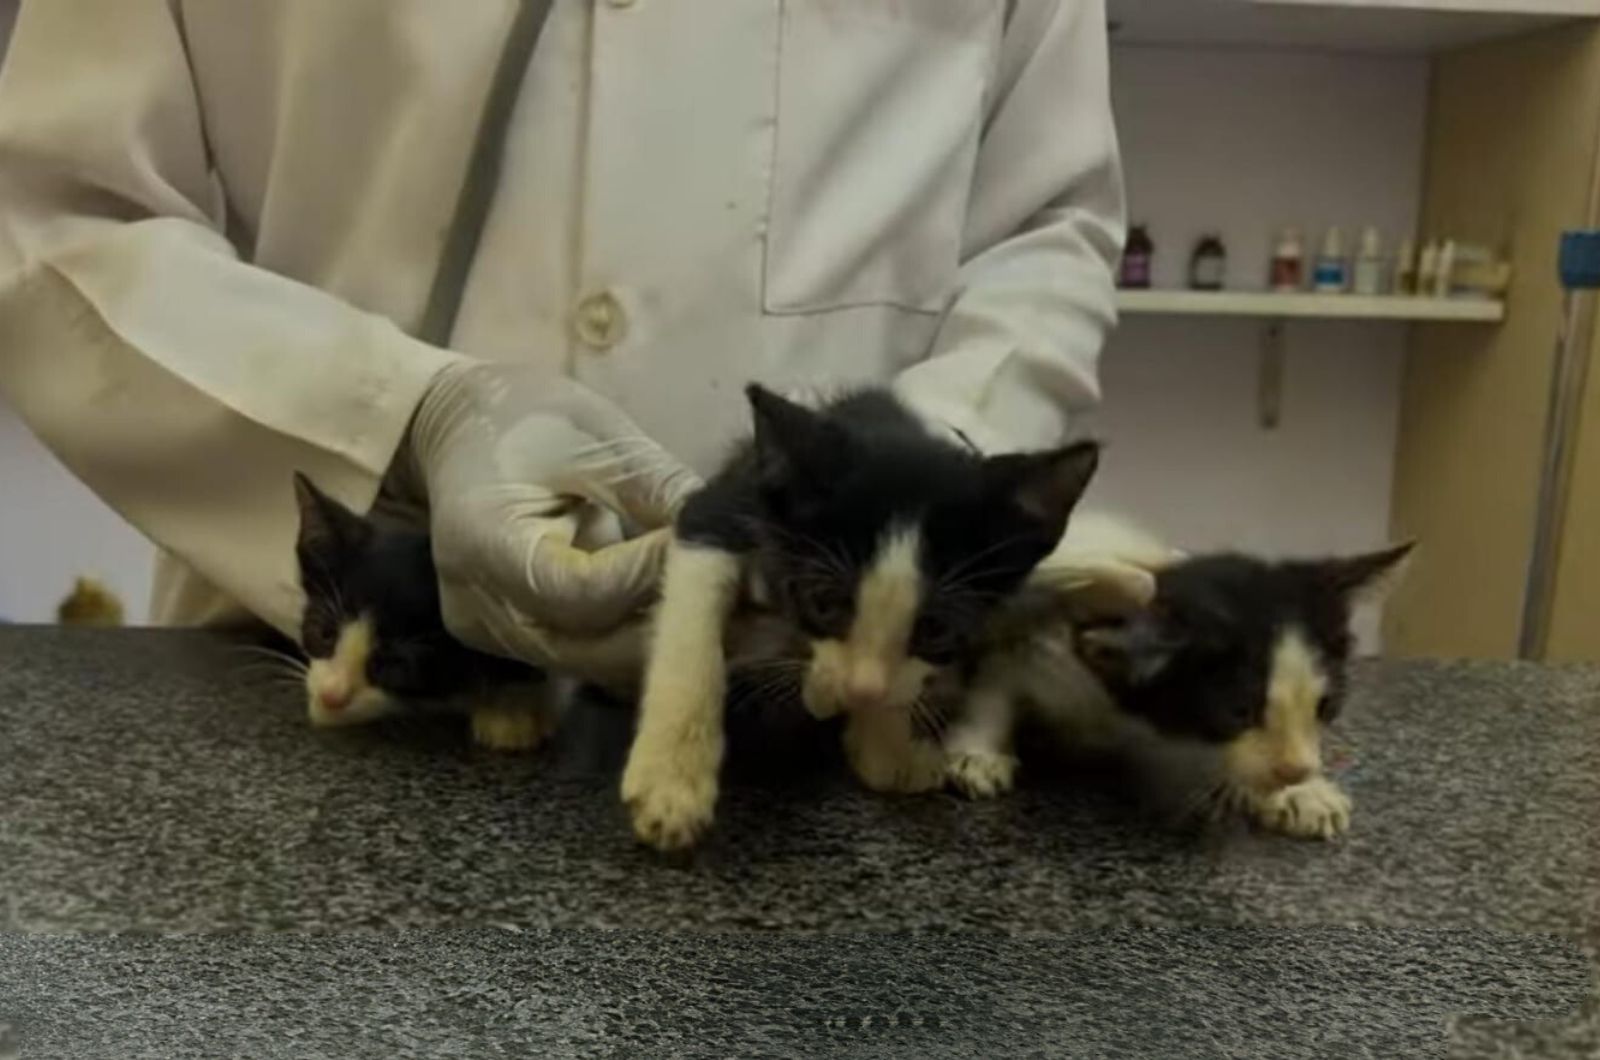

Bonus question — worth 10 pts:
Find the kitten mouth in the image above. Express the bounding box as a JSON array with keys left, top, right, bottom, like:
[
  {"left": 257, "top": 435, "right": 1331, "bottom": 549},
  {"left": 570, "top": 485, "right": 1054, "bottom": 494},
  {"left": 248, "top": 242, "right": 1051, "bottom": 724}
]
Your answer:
[{"left": 306, "top": 691, "right": 389, "bottom": 727}]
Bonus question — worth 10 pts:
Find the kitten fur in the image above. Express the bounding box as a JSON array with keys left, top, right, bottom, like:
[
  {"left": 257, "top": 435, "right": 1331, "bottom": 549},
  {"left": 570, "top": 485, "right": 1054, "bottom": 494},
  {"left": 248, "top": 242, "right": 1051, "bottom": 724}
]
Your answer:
[
  {"left": 56, "top": 577, "right": 124, "bottom": 627},
  {"left": 946, "top": 514, "right": 1411, "bottom": 840},
  {"left": 292, "top": 474, "right": 554, "bottom": 751},
  {"left": 620, "top": 384, "right": 1099, "bottom": 850}
]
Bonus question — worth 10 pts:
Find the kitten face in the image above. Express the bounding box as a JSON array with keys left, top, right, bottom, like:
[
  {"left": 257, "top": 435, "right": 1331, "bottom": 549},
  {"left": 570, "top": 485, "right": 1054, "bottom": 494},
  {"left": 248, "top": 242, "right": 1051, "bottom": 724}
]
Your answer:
[
  {"left": 735, "top": 387, "right": 1099, "bottom": 719},
  {"left": 293, "top": 474, "right": 476, "bottom": 727},
  {"left": 1077, "top": 545, "right": 1412, "bottom": 795}
]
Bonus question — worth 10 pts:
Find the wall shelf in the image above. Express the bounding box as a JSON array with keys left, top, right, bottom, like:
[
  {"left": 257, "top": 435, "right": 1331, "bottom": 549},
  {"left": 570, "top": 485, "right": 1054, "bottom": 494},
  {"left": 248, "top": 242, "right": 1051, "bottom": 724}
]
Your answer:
[
  {"left": 1109, "top": 0, "right": 1598, "bottom": 55},
  {"left": 1117, "top": 289, "right": 1506, "bottom": 322}
]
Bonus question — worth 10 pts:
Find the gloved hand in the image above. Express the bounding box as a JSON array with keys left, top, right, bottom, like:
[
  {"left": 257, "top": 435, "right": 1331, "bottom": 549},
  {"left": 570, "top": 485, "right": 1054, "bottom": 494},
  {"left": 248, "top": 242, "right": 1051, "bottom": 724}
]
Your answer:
[{"left": 405, "top": 361, "right": 701, "bottom": 685}]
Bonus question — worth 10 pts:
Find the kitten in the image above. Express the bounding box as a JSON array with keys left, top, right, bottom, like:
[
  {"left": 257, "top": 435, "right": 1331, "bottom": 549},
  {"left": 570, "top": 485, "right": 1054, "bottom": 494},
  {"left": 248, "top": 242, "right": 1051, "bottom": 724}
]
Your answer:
[
  {"left": 292, "top": 473, "right": 555, "bottom": 751},
  {"left": 619, "top": 385, "right": 1100, "bottom": 850},
  {"left": 945, "top": 520, "right": 1412, "bottom": 840}
]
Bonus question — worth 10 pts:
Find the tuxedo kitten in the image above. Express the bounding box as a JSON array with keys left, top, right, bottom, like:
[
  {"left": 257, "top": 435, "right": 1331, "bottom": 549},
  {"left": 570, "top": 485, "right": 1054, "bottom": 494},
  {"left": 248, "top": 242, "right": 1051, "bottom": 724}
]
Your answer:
[
  {"left": 945, "top": 526, "right": 1412, "bottom": 840},
  {"left": 620, "top": 384, "right": 1100, "bottom": 851},
  {"left": 292, "top": 474, "right": 554, "bottom": 751}
]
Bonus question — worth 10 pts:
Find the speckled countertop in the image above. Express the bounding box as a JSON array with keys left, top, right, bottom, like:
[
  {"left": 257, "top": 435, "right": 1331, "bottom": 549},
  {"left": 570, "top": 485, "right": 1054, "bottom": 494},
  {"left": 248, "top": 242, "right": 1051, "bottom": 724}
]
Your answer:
[{"left": 1, "top": 629, "right": 1596, "bottom": 1058}]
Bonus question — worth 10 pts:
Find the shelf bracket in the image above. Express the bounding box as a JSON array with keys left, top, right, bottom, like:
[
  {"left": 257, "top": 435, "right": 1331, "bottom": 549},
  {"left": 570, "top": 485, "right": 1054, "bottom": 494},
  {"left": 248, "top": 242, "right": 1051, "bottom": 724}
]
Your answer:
[{"left": 1257, "top": 319, "right": 1286, "bottom": 430}]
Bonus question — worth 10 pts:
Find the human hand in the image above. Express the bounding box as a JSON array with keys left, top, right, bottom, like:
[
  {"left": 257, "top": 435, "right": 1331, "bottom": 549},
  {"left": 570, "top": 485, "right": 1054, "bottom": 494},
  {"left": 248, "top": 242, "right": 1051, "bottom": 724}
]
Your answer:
[{"left": 406, "top": 361, "right": 701, "bottom": 684}]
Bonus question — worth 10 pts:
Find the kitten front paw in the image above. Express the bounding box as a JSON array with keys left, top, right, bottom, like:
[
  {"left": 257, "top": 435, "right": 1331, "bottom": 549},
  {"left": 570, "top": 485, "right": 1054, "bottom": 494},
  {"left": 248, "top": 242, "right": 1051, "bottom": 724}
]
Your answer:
[
  {"left": 844, "top": 720, "right": 945, "bottom": 794},
  {"left": 945, "top": 749, "right": 1018, "bottom": 800},
  {"left": 1251, "top": 777, "right": 1352, "bottom": 840},
  {"left": 620, "top": 736, "right": 721, "bottom": 852},
  {"left": 470, "top": 706, "right": 551, "bottom": 753}
]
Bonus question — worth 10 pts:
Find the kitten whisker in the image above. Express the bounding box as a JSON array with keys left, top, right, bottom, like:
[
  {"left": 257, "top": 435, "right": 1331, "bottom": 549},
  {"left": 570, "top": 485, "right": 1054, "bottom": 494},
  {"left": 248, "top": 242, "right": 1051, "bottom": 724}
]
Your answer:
[
  {"left": 1173, "top": 777, "right": 1236, "bottom": 825},
  {"left": 229, "top": 644, "right": 310, "bottom": 674},
  {"left": 737, "top": 515, "right": 855, "bottom": 581},
  {"left": 909, "top": 697, "right": 948, "bottom": 741},
  {"left": 728, "top": 667, "right": 802, "bottom": 712},
  {"left": 937, "top": 532, "right": 1038, "bottom": 590},
  {"left": 729, "top": 656, "right": 808, "bottom": 677}
]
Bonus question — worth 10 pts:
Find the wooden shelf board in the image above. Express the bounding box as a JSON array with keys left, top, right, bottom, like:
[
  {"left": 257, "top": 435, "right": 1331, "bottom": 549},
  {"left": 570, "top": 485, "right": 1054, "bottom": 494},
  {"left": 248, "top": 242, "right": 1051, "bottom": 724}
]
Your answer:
[
  {"left": 1117, "top": 289, "right": 1506, "bottom": 321},
  {"left": 1108, "top": 0, "right": 1595, "bottom": 54}
]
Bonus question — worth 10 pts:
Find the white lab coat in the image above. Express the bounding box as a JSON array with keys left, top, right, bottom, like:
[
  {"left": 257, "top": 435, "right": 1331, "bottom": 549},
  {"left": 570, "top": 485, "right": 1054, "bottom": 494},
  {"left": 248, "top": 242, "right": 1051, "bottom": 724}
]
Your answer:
[{"left": 0, "top": 0, "right": 1123, "bottom": 633}]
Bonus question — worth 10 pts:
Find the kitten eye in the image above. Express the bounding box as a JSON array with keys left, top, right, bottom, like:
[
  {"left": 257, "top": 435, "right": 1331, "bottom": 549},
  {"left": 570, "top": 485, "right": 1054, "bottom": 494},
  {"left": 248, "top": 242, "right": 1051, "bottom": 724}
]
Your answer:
[
  {"left": 301, "top": 609, "right": 340, "bottom": 657},
  {"left": 912, "top": 612, "right": 961, "bottom": 661},
  {"left": 793, "top": 582, "right": 852, "bottom": 633},
  {"left": 368, "top": 653, "right": 420, "bottom": 693}
]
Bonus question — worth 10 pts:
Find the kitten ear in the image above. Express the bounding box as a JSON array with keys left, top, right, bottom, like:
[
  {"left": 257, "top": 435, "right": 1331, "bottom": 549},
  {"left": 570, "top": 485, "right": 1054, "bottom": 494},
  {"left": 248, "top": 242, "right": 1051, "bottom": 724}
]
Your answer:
[
  {"left": 1314, "top": 541, "right": 1416, "bottom": 605},
  {"left": 746, "top": 384, "right": 850, "bottom": 487},
  {"left": 1078, "top": 616, "right": 1180, "bottom": 686},
  {"left": 985, "top": 441, "right": 1101, "bottom": 532},
  {"left": 293, "top": 472, "right": 372, "bottom": 554}
]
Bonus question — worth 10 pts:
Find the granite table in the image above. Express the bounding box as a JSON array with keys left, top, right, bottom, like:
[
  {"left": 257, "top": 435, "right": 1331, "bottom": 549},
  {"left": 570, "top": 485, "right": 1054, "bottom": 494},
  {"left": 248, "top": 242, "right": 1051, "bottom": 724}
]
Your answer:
[{"left": 1, "top": 628, "right": 1596, "bottom": 1058}]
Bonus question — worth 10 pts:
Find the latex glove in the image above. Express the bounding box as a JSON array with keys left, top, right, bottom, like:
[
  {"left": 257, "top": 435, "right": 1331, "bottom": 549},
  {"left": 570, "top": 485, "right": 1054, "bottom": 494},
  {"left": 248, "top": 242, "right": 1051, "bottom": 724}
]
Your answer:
[{"left": 406, "top": 361, "right": 701, "bottom": 683}]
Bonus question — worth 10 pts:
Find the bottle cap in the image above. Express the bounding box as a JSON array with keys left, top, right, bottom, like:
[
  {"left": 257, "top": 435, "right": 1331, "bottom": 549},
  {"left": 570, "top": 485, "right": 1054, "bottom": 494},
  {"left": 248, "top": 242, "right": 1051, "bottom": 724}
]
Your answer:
[{"left": 1359, "top": 226, "right": 1382, "bottom": 257}]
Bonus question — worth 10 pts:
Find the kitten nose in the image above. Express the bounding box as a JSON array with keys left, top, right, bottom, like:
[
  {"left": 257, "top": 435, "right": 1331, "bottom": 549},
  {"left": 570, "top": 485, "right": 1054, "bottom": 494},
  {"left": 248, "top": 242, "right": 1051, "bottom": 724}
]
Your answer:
[
  {"left": 1271, "top": 762, "right": 1314, "bottom": 788},
  {"left": 842, "top": 664, "right": 889, "bottom": 710},
  {"left": 317, "top": 680, "right": 352, "bottom": 712}
]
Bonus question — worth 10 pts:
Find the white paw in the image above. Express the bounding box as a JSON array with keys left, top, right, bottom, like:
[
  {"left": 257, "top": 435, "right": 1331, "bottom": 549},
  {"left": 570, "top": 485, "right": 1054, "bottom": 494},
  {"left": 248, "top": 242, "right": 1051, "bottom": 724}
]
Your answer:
[
  {"left": 844, "top": 724, "right": 945, "bottom": 794},
  {"left": 620, "top": 738, "right": 720, "bottom": 851},
  {"left": 1253, "top": 777, "right": 1352, "bottom": 840},
  {"left": 945, "top": 750, "right": 1018, "bottom": 800},
  {"left": 469, "top": 708, "right": 550, "bottom": 753}
]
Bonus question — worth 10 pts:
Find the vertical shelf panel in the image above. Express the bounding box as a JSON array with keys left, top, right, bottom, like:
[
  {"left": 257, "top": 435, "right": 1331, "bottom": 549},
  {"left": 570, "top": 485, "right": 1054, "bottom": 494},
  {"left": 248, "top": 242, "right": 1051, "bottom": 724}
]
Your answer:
[{"left": 1386, "top": 23, "right": 1600, "bottom": 658}]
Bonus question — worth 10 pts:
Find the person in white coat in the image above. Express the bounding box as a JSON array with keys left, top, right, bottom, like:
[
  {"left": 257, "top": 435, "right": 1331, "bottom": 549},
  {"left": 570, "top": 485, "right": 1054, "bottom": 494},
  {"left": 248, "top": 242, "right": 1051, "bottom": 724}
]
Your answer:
[{"left": 0, "top": 0, "right": 1124, "bottom": 676}]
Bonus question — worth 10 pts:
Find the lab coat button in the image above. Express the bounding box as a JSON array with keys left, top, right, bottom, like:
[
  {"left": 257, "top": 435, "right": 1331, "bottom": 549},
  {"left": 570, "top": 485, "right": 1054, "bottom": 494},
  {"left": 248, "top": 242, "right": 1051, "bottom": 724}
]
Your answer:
[{"left": 574, "top": 291, "right": 627, "bottom": 350}]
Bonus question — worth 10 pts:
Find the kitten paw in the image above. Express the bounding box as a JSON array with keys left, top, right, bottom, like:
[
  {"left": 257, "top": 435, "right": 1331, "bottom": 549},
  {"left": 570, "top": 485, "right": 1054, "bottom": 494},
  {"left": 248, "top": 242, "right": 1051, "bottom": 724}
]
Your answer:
[
  {"left": 620, "top": 741, "right": 720, "bottom": 852},
  {"left": 1252, "top": 777, "right": 1352, "bottom": 840},
  {"left": 945, "top": 750, "right": 1018, "bottom": 800},
  {"left": 845, "top": 725, "right": 946, "bottom": 795},
  {"left": 470, "top": 707, "right": 551, "bottom": 753}
]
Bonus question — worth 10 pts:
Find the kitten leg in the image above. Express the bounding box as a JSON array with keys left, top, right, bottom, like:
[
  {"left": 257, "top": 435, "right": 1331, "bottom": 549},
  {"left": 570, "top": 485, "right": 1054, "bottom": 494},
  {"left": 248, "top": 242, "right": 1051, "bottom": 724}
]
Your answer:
[
  {"left": 943, "top": 671, "right": 1019, "bottom": 800},
  {"left": 1242, "top": 775, "right": 1353, "bottom": 840},
  {"left": 469, "top": 680, "right": 558, "bottom": 753},
  {"left": 620, "top": 541, "right": 742, "bottom": 851},
  {"left": 843, "top": 706, "right": 946, "bottom": 795}
]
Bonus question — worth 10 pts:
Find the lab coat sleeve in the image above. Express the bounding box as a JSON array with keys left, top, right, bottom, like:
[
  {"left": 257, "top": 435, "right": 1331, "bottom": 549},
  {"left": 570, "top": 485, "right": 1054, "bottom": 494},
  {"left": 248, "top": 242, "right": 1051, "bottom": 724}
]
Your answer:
[
  {"left": 0, "top": 1, "right": 460, "bottom": 632},
  {"left": 892, "top": 0, "right": 1125, "bottom": 454}
]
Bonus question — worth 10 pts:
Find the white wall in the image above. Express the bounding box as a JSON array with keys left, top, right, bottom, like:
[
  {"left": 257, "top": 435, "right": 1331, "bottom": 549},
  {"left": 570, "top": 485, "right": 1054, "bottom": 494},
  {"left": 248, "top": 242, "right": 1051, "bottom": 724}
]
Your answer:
[{"left": 1087, "top": 45, "right": 1430, "bottom": 647}]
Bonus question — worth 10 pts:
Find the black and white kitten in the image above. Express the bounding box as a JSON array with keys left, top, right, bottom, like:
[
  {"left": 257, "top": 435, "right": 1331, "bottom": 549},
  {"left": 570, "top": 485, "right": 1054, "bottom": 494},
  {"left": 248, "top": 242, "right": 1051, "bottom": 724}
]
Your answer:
[
  {"left": 619, "top": 385, "right": 1100, "bottom": 850},
  {"left": 945, "top": 515, "right": 1411, "bottom": 840},
  {"left": 292, "top": 474, "right": 554, "bottom": 751}
]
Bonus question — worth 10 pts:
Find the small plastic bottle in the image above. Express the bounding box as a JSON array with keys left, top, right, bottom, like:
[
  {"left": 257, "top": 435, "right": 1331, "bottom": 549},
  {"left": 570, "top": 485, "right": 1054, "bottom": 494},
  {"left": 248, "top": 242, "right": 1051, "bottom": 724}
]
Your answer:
[
  {"left": 1394, "top": 238, "right": 1418, "bottom": 295},
  {"left": 1352, "top": 226, "right": 1386, "bottom": 295},
  {"left": 1417, "top": 240, "right": 1440, "bottom": 295},
  {"left": 1433, "top": 239, "right": 1457, "bottom": 298},
  {"left": 1270, "top": 228, "right": 1305, "bottom": 292},
  {"left": 1313, "top": 227, "right": 1348, "bottom": 293},
  {"left": 1189, "top": 234, "right": 1227, "bottom": 291},
  {"left": 1120, "top": 224, "right": 1154, "bottom": 289}
]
